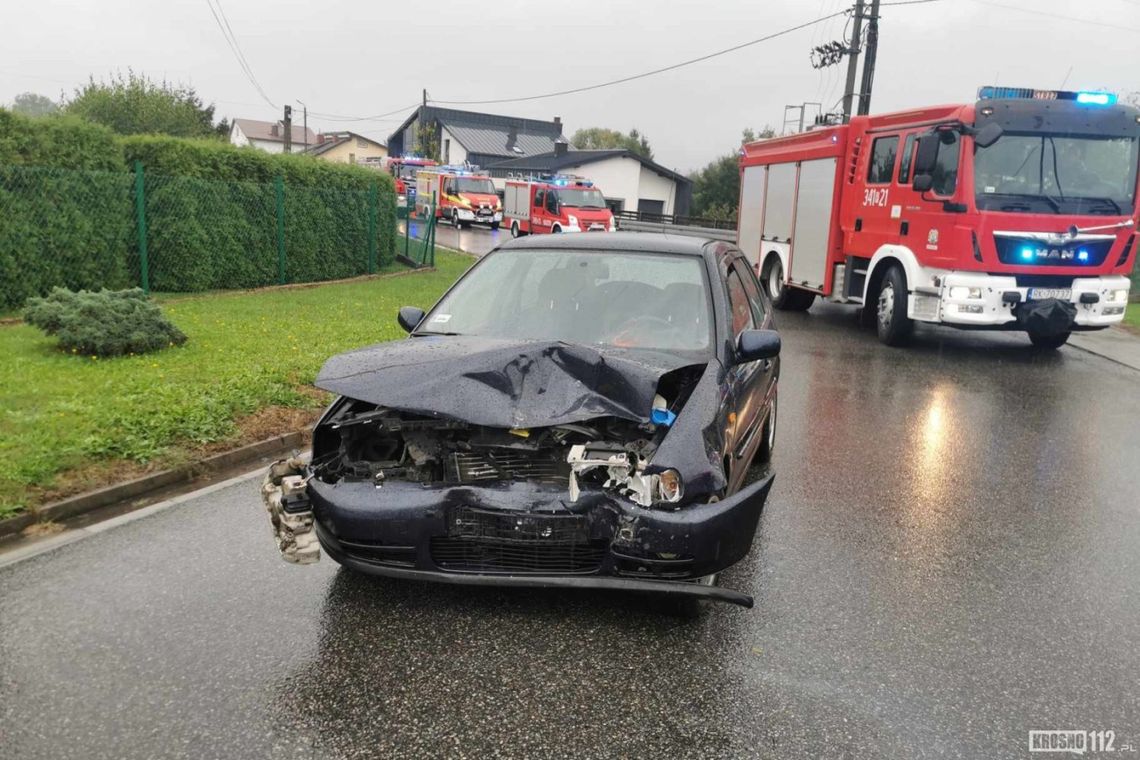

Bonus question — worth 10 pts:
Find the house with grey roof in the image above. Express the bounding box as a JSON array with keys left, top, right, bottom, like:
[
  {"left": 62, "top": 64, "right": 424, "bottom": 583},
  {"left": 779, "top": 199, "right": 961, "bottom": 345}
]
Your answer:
[
  {"left": 387, "top": 107, "right": 565, "bottom": 167},
  {"left": 230, "top": 118, "right": 318, "bottom": 154}
]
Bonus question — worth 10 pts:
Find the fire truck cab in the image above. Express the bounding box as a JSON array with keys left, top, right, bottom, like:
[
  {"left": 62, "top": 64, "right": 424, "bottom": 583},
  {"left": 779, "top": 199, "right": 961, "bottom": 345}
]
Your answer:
[
  {"left": 738, "top": 87, "right": 1138, "bottom": 348},
  {"left": 415, "top": 167, "right": 502, "bottom": 229},
  {"left": 386, "top": 157, "right": 437, "bottom": 209},
  {"left": 503, "top": 176, "right": 616, "bottom": 237}
]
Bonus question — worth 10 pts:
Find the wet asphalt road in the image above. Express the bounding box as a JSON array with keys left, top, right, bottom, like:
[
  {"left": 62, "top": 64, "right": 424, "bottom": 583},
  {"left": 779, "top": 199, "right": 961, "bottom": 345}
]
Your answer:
[
  {"left": 2, "top": 307, "right": 1139, "bottom": 759},
  {"left": 402, "top": 218, "right": 502, "bottom": 256}
]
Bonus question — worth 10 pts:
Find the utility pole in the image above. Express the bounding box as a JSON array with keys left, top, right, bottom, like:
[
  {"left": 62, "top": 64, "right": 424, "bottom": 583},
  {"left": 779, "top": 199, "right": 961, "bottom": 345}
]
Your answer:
[
  {"left": 297, "top": 100, "right": 309, "bottom": 152},
  {"left": 841, "top": 0, "right": 865, "bottom": 122},
  {"left": 283, "top": 104, "right": 293, "bottom": 154},
  {"left": 856, "top": 0, "right": 881, "bottom": 116}
]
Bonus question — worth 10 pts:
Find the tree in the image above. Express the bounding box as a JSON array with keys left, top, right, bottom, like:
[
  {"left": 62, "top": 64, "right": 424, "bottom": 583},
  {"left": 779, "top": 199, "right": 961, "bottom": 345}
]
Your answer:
[
  {"left": 64, "top": 71, "right": 225, "bottom": 138},
  {"left": 689, "top": 126, "right": 776, "bottom": 220},
  {"left": 570, "top": 127, "right": 654, "bottom": 159},
  {"left": 414, "top": 119, "right": 440, "bottom": 161},
  {"left": 9, "top": 92, "right": 58, "bottom": 117}
]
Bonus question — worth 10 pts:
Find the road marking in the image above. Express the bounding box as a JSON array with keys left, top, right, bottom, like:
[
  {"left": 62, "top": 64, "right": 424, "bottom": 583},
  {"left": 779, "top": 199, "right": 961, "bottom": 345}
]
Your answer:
[{"left": 0, "top": 467, "right": 266, "bottom": 570}]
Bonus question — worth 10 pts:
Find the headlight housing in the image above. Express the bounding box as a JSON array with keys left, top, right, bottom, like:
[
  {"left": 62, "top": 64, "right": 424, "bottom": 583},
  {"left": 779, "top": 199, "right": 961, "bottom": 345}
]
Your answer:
[
  {"left": 949, "top": 286, "right": 982, "bottom": 300},
  {"left": 567, "top": 214, "right": 579, "bottom": 227},
  {"left": 656, "top": 469, "right": 683, "bottom": 503},
  {"left": 1106, "top": 289, "right": 1129, "bottom": 303}
]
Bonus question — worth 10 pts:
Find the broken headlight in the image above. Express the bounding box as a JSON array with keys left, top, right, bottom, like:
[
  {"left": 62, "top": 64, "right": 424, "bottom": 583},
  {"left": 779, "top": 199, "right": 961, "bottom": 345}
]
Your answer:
[{"left": 657, "top": 469, "right": 684, "bottom": 503}]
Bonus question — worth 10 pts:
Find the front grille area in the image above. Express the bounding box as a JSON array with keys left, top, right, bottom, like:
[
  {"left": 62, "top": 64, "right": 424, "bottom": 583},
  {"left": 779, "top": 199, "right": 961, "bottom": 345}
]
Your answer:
[
  {"left": 337, "top": 538, "right": 417, "bottom": 567},
  {"left": 449, "top": 451, "right": 567, "bottom": 485},
  {"left": 994, "top": 236, "right": 1113, "bottom": 266},
  {"left": 432, "top": 507, "right": 605, "bottom": 574},
  {"left": 431, "top": 536, "right": 607, "bottom": 574}
]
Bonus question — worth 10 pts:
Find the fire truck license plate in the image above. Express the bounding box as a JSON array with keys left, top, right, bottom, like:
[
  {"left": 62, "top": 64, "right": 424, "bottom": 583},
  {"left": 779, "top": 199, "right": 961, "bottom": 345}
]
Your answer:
[{"left": 1028, "top": 288, "right": 1072, "bottom": 301}]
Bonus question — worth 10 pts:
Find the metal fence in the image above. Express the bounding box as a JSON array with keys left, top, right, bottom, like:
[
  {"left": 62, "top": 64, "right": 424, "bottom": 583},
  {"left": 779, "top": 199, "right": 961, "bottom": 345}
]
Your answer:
[
  {"left": 396, "top": 203, "right": 437, "bottom": 268},
  {"left": 0, "top": 162, "right": 399, "bottom": 310},
  {"left": 617, "top": 209, "right": 737, "bottom": 231}
]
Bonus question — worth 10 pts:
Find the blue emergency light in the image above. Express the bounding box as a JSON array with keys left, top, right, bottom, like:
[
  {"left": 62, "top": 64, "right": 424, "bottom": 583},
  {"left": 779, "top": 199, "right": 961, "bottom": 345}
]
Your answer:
[{"left": 978, "top": 86, "right": 1118, "bottom": 106}]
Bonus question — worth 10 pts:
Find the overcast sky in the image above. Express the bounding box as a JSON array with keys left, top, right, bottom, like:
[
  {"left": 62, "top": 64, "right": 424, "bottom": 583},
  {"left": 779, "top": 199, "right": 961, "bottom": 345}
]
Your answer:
[{"left": 3, "top": 0, "right": 1138, "bottom": 172}]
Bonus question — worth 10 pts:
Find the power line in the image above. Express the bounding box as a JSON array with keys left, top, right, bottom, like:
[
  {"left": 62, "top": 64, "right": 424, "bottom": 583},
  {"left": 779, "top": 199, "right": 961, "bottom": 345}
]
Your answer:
[
  {"left": 429, "top": 8, "right": 850, "bottom": 106},
  {"left": 307, "top": 102, "right": 421, "bottom": 123},
  {"left": 203, "top": 0, "right": 275, "bottom": 108},
  {"left": 966, "top": 0, "right": 1140, "bottom": 32},
  {"left": 212, "top": 0, "right": 272, "bottom": 106}
]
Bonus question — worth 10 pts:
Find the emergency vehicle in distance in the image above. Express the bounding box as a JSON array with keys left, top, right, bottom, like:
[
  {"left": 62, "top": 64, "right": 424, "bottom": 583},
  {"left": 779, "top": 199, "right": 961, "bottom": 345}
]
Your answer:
[
  {"left": 502, "top": 175, "right": 617, "bottom": 237},
  {"left": 415, "top": 166, "right": 502, "bottom": 229},
  {"left": 385, "top": 156, "right": 437, "bottom": 208},
  {"left": 737, "top": 86, "right": 1138, "bottom": 349}
]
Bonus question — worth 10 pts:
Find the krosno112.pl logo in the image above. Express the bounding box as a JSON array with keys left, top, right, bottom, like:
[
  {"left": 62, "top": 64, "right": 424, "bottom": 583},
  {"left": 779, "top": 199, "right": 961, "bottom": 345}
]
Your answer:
[{"left": 1029, "top": 730, "right": 1131, "bottom": 754}]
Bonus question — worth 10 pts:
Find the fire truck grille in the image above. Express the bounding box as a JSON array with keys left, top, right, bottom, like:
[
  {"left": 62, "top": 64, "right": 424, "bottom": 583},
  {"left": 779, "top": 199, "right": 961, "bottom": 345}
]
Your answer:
[{"left": 993, "top": 236, "right": 1113, "bottom": 266}]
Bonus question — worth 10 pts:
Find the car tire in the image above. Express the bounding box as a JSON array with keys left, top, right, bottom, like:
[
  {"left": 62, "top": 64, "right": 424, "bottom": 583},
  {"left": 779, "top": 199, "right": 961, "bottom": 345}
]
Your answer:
[
  {"left": 1028, "top": 330, "right": 1070, "bottom": 350},
  {"left": 876, "top": 265, "right": 915, "bottom": 346},
  {"left": 763, "top": 256, "right": 815, "bottom": 311}
]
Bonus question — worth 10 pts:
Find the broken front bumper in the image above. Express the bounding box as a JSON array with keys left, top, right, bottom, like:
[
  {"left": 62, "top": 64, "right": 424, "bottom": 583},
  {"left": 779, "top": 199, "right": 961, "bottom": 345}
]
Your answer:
[{"left": 296, "top": 473, "right": 773, "bottom": 607}]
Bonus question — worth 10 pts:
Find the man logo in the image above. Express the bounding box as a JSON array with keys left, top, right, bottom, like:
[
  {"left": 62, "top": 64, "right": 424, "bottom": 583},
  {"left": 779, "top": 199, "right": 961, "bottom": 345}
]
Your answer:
[{"left": 1034, "top": 248, "right": 1075, "bottom": 261}]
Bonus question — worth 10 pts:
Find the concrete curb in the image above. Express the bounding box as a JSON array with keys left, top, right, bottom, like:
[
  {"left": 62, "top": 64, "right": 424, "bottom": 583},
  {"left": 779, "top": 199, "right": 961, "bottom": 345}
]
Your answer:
[{"left": 0, "top": 430, "right": 307, "bottom": 540}]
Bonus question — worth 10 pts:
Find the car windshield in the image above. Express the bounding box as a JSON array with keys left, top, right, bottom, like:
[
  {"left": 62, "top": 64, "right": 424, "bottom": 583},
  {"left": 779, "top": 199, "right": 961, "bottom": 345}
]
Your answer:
[
  {"left": 419, "top": 249, "right": 713, "bottom": 354},
  {"left": 396, "top": 165, "right": 421, "bottom": 180},
  {"left": 555, "top": 188, "right": 607, "bottom": 209},
  {"left": 974, "top": 133, "right": 1139, "bottom": 214},
  {"left": 455, "top": 177, "right": 495, "bottom": 194}
]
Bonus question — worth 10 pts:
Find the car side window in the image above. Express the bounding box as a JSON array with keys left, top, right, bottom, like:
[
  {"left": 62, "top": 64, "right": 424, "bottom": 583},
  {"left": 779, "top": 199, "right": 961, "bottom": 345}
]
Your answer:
[
  {"left": 534, "top": 189, "right": 544, "bottom": 209},
  {"left": 725, "top": 269, "right": 754, "bottom": 337},
  {"left": 867, "top": 135, "right": 899, "bottom": 184},
  {"left": 734, "top": 260, "right": 767, "bottom": 325},
  {"left": 546, "top": 191, "right": 559, "bottom": 214},
  {"left": 932, "top": 133, "right": 961, "bottom": 196},
  {"left": 898, "top": 133, "right": 916, "bottom": 184}
]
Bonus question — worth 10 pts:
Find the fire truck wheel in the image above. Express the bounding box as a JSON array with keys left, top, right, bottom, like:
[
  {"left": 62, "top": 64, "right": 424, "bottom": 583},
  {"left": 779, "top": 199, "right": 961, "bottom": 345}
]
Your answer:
[
  {"left": 1027, "top": 330, "right": 1070, "bottom": 350},
  {"left": 876, "top": 265, "right": 914, "bottom": 346},
  {"left": 510, "top": 221, "right": 520, "bottom": 238},
  {"left": 763, "top": 257, "right": 815, "bottom": 311},
  {"left": 551, "top": 224, "right": 563, "bottom": 233}
]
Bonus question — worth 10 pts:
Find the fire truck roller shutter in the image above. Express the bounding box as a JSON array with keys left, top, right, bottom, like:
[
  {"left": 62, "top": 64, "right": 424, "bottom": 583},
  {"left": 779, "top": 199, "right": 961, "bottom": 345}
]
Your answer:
[
  {"left": 759, "top": 163, "right": 797, "bottom": 298},
  {"left": 788, "top": 158, "right": 838, "bottom": 292},
  {"left": 738, "top": 166, "right": 767, "bottom": 276}
]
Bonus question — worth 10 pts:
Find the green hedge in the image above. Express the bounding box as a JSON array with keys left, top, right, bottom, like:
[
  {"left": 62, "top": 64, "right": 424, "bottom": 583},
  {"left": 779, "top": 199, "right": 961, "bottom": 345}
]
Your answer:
[{"left": 0, "top": 110, "right": 397, "bottom": 308}]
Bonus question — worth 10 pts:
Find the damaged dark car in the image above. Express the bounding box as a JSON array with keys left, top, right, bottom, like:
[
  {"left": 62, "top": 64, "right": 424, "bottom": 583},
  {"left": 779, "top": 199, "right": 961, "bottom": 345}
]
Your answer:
[{"left": 262, "top": 233, "right": 781, "bottom": 610}]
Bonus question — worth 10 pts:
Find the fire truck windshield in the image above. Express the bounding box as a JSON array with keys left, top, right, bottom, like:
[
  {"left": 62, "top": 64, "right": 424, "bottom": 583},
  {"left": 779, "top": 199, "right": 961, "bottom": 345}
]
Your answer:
[
  {"left": 555, "top": 188, "right": 607, "bottom": 209},
  {"left": 455, "top": 177, "right": 495, "bottom": 194},
  {"left": 974, "top": 133, "right": 1139, "bottom": 215}
]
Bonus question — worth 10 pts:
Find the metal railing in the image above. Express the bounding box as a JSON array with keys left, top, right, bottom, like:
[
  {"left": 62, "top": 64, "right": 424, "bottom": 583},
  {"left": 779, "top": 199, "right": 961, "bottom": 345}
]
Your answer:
[{"left": 617, "top": 209, "right": 737, "bottom": 231}]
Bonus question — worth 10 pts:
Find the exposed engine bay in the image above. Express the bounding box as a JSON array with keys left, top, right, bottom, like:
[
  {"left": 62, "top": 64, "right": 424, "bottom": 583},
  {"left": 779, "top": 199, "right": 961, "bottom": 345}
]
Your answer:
[{"left": 310, "top": 400, "right": 683, "bottom": 507}]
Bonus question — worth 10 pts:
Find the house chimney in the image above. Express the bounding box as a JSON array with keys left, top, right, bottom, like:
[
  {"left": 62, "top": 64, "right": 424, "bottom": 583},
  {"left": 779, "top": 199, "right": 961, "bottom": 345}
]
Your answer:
[
  {"left": 553, "top": 116, "right": 561, "bottom": 128},
  {"left": 554, "top": 136, "right": 569, "bottom": 157}
]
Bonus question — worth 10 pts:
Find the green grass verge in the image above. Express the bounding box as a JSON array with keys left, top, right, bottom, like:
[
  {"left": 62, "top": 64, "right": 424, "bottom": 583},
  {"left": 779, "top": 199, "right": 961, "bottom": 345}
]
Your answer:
[
  {"left": 0, "top": 252, "right": 474, "bottom": 519},
  {"left": 1124, "top": 301, "right": 1140, "bottom": 332}
]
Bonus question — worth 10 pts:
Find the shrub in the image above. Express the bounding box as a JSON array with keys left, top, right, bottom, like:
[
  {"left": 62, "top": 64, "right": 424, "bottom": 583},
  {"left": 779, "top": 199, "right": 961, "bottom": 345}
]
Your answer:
[{"left": 24, "top": 287, "right": 186, "bottom": 357}]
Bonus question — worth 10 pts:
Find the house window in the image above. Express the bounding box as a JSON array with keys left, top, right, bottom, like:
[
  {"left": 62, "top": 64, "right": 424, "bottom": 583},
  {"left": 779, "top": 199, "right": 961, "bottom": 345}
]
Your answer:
[
  {"left": 357, "top": 137, "right": 368, "bottom": 148},
  {"left": 638, "top": 199, "right": 665, "bottom": 216},
  {"left": 443, "top": 138, "right": 450, "bottom": 164},
  {"left": 349, "top": 153, "right": 356, "bottom": 164}
]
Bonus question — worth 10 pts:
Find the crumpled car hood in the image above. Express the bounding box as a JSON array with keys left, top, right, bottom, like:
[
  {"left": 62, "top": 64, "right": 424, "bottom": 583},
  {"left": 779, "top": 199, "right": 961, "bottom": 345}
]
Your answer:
[{"left": 315, "top": 335, "right": 704, "bottom": 428}]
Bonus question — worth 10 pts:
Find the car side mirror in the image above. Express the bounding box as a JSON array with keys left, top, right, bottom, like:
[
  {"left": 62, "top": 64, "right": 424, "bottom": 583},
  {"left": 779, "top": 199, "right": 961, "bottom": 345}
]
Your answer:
[
  {"left": 973, "top": 121, "right": 1003, "bottom": 148},
  {"left": 912, "top": 174, "right": 934, "bottom": 192},
  {"left": 913, "top": 134, "right": 939, "bottom": 174},
  {"left": 397, "top": 306, "right": 425, "bottom": 333},
  {"left": 735, "top": 329, "right": 781, "bottom": 364}
]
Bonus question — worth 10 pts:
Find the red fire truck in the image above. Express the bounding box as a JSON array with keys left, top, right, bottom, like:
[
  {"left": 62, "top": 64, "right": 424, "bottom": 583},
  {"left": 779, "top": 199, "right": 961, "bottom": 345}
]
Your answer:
[
  {"left": 503, "top": 176, "right": 616, "bottom": 237},
  {"left": 738, "top": 86, "right": 1138, "bottom": 348},
  {"left": 385, "top": 157, "right": 437, "bottom": 208},
  {"left": 415, "top": 166, "right": 502, "bottom": 229}
]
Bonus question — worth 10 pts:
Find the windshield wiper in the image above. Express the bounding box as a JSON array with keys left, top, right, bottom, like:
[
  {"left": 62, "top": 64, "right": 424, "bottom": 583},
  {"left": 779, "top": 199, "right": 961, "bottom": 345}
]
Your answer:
[
  {"left": 1079, "top": 197, "right": 1123, "bottom": 215},
  {"left": 984, "top": 192, "right": 1060, "bottom": 213}
]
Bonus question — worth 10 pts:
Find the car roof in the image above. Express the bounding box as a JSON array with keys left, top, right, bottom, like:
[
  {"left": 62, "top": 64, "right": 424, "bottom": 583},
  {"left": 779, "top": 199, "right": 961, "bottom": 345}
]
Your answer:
[{"left": 495, "top": 232, "right": 723, "bottom": 257}]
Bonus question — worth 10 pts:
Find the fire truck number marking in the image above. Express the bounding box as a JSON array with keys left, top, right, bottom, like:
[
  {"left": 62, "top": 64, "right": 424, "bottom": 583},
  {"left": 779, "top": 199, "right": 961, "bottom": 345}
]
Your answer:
[{"left": 863, "top": 188, "right": 889, "bottom": 207}]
